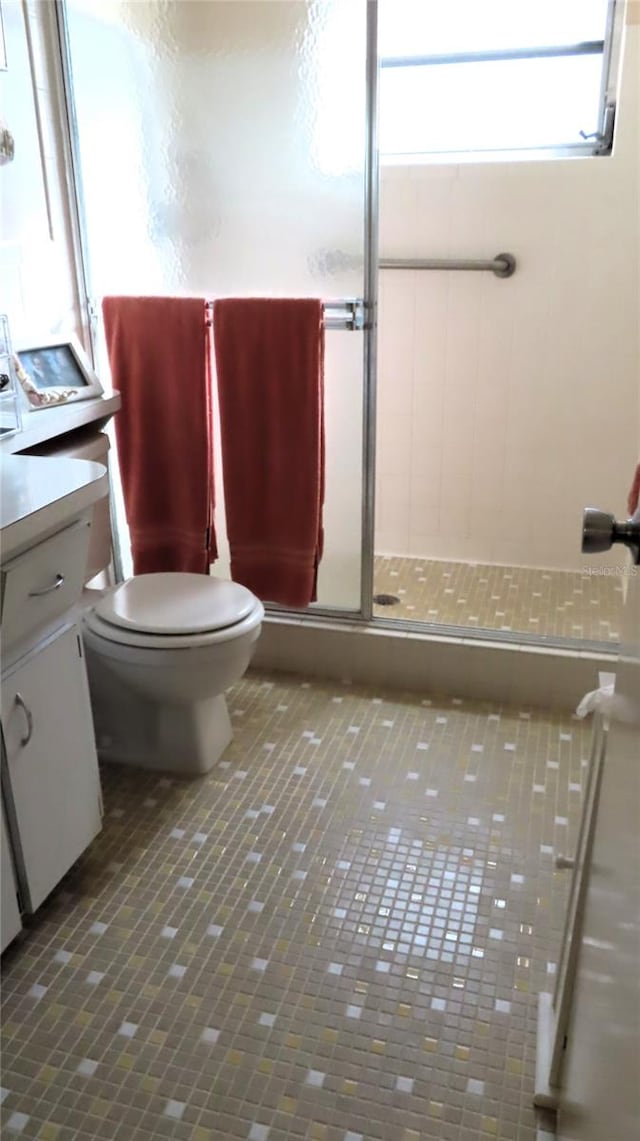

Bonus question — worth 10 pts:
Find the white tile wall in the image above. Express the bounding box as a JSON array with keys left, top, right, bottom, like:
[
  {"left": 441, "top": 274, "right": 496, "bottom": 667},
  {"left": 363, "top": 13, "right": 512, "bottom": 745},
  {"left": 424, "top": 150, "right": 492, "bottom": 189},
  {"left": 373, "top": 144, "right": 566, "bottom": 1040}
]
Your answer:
[{"left": 376, "top": 24, "right": 640, "bottom": 572}]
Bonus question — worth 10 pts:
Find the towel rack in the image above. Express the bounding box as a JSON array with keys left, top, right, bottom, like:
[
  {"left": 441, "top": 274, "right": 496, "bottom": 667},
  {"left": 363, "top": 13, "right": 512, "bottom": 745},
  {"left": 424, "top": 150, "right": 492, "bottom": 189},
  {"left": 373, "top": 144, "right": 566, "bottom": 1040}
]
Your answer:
[
  {"left": 379, "top": 252, "right": 516, "bottom": 278},
  {"left": 204, "top": 299, "right": 366, "bottom": 331},
  {"left": 322, "top": 299, "right": 366, "bottom": 330}
]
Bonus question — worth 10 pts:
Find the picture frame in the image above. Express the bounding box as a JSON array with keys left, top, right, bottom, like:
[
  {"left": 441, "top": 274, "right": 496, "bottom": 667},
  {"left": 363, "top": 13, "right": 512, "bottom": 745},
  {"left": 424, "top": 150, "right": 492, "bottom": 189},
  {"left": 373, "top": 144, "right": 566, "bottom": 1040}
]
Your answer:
[{"left": 13, "top": 335, "right": 104, "bottom": 411}]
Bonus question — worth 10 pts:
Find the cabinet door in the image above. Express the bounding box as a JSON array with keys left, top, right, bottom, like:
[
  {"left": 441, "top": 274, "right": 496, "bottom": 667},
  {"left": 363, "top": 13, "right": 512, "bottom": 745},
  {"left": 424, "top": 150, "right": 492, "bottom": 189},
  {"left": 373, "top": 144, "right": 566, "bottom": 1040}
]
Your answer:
[
  {"left": 1, "top": 800, "right": 22, "bottom": 951},
  {"left": 1, "top": 625, "right": 102, "bottom": 911}
]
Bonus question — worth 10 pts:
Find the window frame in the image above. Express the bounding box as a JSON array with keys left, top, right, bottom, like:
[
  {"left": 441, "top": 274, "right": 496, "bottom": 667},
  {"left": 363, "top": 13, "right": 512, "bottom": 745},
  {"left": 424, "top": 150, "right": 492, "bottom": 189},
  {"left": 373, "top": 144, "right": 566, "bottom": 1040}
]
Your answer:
[{"left": 379, "top": 1, "right": 618, "bottom": 162}]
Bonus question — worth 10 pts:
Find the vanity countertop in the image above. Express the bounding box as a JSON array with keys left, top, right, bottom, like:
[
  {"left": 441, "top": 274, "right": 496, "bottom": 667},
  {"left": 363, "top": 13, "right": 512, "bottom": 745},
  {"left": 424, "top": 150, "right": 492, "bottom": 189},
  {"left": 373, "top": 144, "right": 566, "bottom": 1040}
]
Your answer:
[
  {"left": 0, "top": 392, "right": 121, "bottom": 456},
  {"left": 0, "top": 454, "right": 109, "bottom": 561}
]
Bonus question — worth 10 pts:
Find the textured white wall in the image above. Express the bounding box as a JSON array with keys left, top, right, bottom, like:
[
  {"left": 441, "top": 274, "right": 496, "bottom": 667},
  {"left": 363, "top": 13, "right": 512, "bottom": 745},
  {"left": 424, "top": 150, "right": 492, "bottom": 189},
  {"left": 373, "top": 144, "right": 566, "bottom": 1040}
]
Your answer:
[{"left": 376, "top": 20, "right": 639, "bottom": 572}]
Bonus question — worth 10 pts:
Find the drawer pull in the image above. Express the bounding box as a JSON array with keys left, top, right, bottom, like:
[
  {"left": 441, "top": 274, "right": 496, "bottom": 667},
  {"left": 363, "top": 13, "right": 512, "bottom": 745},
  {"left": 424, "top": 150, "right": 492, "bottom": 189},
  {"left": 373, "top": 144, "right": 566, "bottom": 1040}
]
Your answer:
[
  {"left": 28, "top": 573, "right": 65, "bottom": 597},
  {"left": 15, "top": 693, "right": 34, "bottom": 747}
]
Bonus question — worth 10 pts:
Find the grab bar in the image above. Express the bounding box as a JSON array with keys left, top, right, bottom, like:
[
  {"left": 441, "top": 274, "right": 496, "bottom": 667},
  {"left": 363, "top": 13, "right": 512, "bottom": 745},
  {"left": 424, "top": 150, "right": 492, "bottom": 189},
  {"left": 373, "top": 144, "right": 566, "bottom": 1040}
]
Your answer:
[{"left": 380, "top": 252, "right": 516, "bottom": 278}]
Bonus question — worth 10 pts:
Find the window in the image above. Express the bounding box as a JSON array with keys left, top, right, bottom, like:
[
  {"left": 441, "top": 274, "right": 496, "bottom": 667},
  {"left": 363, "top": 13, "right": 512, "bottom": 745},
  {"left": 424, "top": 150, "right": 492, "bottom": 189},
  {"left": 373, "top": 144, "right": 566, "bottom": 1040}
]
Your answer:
[{"left": 378, "top": 0, "right": 617, "bottom": 160}]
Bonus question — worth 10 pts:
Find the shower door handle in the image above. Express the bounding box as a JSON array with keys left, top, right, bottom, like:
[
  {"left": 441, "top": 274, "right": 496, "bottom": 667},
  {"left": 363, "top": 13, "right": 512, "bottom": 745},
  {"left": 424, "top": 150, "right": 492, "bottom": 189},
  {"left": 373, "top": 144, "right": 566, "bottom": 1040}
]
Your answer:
[{"left": 582, "top": 508, "right": 640, "bottom": 565}]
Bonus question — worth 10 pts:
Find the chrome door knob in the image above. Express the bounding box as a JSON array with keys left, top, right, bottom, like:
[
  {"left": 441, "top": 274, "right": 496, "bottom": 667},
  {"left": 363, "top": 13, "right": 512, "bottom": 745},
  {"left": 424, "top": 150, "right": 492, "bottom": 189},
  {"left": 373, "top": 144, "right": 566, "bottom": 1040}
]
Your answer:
[{"left": 582, "top": 507, "right": 640, "bottom": 564}]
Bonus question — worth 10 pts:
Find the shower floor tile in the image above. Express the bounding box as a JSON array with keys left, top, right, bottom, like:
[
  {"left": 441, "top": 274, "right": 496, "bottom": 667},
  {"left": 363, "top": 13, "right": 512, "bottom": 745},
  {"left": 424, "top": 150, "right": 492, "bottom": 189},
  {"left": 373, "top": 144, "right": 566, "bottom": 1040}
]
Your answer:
[
  {"left": 0, "top": 671, "right": 587, "bottom": 1140},
  {"left": 374, "top": 554, "right": 622, "bottom": 642}
]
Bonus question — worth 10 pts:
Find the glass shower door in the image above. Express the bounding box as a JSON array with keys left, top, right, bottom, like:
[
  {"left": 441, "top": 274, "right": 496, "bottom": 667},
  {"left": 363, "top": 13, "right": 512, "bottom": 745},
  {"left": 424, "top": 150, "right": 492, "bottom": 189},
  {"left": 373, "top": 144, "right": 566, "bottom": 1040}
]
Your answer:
[{"left": 62, "top": 0, "right": 374, "bottom": 611}]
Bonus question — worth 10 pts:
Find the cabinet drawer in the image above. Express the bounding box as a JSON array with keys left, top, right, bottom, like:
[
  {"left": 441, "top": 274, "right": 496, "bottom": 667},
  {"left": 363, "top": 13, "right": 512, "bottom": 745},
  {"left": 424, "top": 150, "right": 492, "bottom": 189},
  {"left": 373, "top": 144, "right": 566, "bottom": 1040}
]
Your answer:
[{"left": 1, "top": 519, "right": 90, "bottom": 651}]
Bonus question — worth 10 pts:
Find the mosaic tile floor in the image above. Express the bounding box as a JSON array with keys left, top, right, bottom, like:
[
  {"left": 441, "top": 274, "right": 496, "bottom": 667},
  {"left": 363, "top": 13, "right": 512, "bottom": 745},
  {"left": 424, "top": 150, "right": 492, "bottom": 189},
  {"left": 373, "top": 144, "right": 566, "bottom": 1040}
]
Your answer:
[
  {"left": 0, "top": 670, "right": 590, "bottom": 1141},
  {"left": 373, "top": 555, "right": 622, "bottom": 642}
]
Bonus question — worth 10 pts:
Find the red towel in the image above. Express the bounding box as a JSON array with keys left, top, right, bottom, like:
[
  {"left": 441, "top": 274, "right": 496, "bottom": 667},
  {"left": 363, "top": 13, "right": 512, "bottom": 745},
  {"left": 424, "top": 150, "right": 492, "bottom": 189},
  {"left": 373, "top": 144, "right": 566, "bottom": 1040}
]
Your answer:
[
  {"left": 627, "top": 462, "right": 640, "bottom": 517},
  {"left": 213, "top": 298, "right": 325, "bottom": 607},
  {"left": 102, "top": 296, "right": 215, "bottom": 574}
]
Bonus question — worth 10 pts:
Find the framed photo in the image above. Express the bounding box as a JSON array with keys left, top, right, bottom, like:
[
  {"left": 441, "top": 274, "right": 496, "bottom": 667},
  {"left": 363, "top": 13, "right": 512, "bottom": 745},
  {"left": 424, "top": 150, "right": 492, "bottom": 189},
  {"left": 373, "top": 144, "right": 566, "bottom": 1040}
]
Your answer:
[{"left": 13, "top": 335, "right": 104, "bottom": 411}]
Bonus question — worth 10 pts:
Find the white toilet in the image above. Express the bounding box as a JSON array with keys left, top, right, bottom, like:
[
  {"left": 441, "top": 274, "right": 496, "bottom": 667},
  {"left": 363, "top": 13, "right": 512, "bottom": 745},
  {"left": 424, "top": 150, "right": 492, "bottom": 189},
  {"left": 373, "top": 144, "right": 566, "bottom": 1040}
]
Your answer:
[
  {"left": 27, "top": 426, "right": 264, "bottom": 775},
  {"left": 82, "top": 573, "right": 263, "bottom": 775}
]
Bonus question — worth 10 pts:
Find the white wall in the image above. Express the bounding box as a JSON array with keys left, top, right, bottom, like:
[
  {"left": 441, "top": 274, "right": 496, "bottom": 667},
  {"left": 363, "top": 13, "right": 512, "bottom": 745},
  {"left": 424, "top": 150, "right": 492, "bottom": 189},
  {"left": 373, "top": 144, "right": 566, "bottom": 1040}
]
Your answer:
[
  {"left": 376, "top": 14, "right": 640, "bottom": 572},
  {"left": 0, "top": 1, "right": 85, "bottom": 345}
]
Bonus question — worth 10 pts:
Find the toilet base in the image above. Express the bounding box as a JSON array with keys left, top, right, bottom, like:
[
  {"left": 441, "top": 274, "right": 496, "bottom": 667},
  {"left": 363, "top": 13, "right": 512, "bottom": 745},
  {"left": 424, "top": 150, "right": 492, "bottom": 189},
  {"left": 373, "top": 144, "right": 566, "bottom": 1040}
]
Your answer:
[
  {"left": 156, "top": 695, "right": 232, "bottom": 774},
  {"left": 96, "top": 694, "right": 232, "bottom": 775},
  {"left": 85, "top": 644, "right": 233, "bottom": 775}
]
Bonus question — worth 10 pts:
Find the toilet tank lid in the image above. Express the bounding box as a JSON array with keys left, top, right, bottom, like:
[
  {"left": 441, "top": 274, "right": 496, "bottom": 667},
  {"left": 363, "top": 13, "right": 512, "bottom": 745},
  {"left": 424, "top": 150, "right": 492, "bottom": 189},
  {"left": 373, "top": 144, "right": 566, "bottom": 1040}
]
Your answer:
[{"left": 95, "top": 573, "right": 258, "bottom": 635}]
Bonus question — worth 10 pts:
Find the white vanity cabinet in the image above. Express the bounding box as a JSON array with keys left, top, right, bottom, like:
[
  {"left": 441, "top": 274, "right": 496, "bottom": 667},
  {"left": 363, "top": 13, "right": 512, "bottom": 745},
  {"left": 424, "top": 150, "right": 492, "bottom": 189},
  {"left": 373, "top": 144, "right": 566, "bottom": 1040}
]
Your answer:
[
  {"left": 2, "top": 624, "right": 102, "bottom": 913},
  {"left": 0, "top": 454, "right": 109, "bottom": 948},
  {"left": 1, "top": 802, "right": 22, "bottom": 952}
]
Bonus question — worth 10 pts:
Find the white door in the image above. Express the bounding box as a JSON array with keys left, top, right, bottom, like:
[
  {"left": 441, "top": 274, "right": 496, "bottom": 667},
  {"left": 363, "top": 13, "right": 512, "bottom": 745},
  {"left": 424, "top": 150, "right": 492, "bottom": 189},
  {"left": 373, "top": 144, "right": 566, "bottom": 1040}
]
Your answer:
[
  {"left": 1, "top": 625, "right": 102, "bottom": 912},
  {"left": 0, "top": 799, "right": 22, "bottom": 951},
  {"left": 557, "top": 520, "right": 640, "bottom": 1139}
]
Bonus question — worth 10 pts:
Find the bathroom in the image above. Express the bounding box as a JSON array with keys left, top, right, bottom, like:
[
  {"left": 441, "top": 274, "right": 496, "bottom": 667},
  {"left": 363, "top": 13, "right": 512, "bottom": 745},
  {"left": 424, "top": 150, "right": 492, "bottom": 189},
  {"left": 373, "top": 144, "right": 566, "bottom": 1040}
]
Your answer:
[{"left": 1, "top": 1, "right": 638, "bottom": 1139}]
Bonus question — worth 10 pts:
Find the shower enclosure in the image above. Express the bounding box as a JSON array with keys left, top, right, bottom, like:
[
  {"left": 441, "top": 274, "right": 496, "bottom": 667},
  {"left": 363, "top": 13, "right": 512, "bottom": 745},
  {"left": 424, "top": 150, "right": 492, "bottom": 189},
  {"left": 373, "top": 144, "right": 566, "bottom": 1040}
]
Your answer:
[
  {"left": 58, "top": 0, "right": 637, "bottom": 657},
  {"left": 372, "top": 0, "right": 638, "bottom": 651}
]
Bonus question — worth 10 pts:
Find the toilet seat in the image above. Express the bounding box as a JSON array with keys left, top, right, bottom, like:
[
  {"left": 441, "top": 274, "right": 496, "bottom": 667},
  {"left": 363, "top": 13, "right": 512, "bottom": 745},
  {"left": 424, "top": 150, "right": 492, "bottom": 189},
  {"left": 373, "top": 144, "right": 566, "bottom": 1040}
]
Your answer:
[{"left": 84, "top": 573, "right": 263, "bottom": 650}]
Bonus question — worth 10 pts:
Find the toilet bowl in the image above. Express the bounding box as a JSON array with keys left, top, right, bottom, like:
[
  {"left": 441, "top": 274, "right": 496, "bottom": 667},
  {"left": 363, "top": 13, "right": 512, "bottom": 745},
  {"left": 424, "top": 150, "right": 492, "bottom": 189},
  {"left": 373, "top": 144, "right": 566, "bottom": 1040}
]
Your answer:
[{"left": 82, "top": 573, "right": 264, "bottom": 775}]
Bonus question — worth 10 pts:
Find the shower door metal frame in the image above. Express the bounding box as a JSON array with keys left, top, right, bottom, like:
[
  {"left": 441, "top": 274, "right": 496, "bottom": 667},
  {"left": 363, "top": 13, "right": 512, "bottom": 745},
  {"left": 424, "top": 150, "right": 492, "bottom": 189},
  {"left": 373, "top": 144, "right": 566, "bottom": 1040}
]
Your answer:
[
  {"left": 358, "top": 0, "right": 379, "bottom": 626},
  {"left": 260, "top": 0, "right": 380, "bottom": 626}
]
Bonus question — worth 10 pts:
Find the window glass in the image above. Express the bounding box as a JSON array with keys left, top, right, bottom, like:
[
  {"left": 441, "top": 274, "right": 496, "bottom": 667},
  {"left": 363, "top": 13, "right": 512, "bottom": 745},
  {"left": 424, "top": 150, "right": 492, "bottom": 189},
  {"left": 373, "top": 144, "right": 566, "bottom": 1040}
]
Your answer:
[
  {"left": 378, "top": 0, "right": 611, "bottom": 158},
  {"left": 380, "top": 54, "right": 604, "bottom": 156},
  {"left": 379, "top": 0, "right": 609, "bottom": 58}
]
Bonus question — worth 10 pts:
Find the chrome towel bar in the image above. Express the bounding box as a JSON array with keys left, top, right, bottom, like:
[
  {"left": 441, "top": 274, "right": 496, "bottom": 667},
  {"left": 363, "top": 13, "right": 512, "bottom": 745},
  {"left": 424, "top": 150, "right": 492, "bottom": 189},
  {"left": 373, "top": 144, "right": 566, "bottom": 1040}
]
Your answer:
[{"left": 204, "top": 298, "right": 366, "bottom": 331}]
